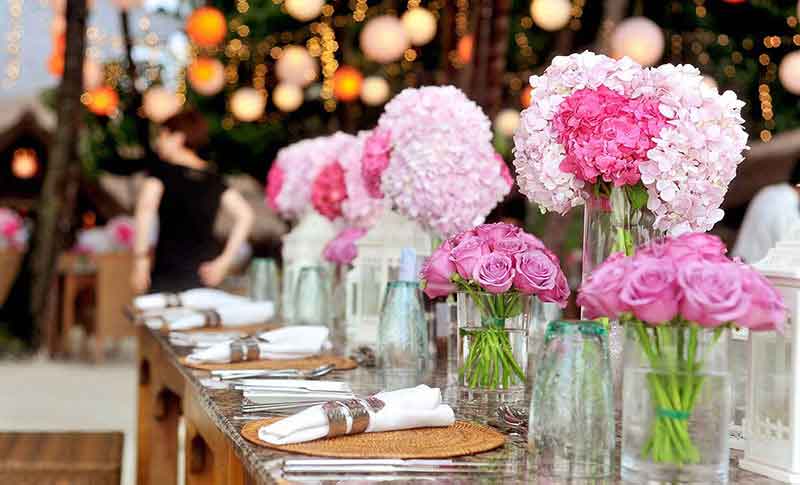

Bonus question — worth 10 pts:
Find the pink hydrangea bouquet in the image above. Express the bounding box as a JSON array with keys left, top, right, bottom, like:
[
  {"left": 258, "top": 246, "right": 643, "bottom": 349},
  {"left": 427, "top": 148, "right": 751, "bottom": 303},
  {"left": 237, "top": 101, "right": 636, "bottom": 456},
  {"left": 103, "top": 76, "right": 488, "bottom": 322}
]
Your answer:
[
  {"left": 362, "top": 86, "right": 512, "bottom": 237},
  {"left": 421, "top": 222, "right": 569, "bottom": 389},
  {"left": 0, "top": 208, "right": 28, "bottom": 250},
  {"left": 513, "top": 51, "right": 748, "bottom": 236},
  {"left": 578, "top": 233, "right": 784, "bottom": 468}
]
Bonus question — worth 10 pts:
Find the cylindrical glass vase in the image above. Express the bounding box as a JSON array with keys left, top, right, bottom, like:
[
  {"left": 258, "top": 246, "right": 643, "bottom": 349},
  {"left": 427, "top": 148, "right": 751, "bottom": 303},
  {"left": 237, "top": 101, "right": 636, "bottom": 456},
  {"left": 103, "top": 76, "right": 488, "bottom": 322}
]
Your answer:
[
  {"left": 292, "top": 266, "right": 331, "bottom": 327},
  {"left": 376, "top": 281, "right": 429, "bottom": 371},
  {"left": 456, "top": 291, "right": 531, "bottom": 397},
  {"left": 622, "top": 324, "right": 731, "bottom": 484}
]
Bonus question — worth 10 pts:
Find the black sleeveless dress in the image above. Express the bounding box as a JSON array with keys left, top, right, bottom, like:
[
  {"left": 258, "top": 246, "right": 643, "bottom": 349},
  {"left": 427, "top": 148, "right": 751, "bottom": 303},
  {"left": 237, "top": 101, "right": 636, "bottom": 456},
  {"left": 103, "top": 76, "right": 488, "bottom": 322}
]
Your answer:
[{"left": 148, "top": 161, "right": 227, "bottom": 292}]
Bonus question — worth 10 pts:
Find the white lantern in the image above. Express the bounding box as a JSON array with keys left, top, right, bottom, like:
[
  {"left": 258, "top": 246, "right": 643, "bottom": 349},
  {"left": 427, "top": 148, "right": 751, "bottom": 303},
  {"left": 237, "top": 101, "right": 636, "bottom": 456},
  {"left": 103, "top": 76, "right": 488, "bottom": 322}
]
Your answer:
[
  {"left": 740, "top": 229, "right": 800, "bottom": 481},
  {"left": 285, "top": 0, "right": 324, "bottom": 22},
  {"left": 529, "top": 0, "right": 572, "bottom": 32},
  {"left": 275, "top": 45, "right": 318, "bottom": 87},
  {"left": 360, "top": 15, "right": 410, "bottom": 64},
  {"left": 143, "top": 86, "right": 181, "bottom": 122},
  {"left": 345, "top": 211, "right": 432, "bottom": 349},
  {"left": 779, "top": 51, "right": 800, "bottom": 95},
  {"left": 360, "top": 76, "right": 390, "bottom": 106},
  {"left": 494, "top": 109, "right": 520, "bottom": 137},
  {"left": 281, "top": 211, "right": 336, "bottom": 323},
  {"left": 230, "top": 88, "right": 266, "bottom": 122},
  {"left": 401, "top": 7, "right": 437, "bottom": 46},
  {"left": 273, "top": 83, "right": 303, "bottom": 112},
  {"left": 610, "top": 16, "right": 664, "bottom": 67}
]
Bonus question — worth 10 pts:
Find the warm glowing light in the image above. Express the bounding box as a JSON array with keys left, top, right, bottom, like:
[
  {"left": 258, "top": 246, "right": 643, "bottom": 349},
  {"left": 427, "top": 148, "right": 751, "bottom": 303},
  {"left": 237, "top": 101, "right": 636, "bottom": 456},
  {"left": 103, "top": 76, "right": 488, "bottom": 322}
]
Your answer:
[
  {"left": 361, "top": 76, "right": 390, "bottom": 106},
  {"left": 84, "top": 86, "right": 119, "bottom": 116},
  {"left": 275, "top": 45, "right": 318, "bottom": 87},
  {"left": 529, "top": 0, "right": 572, "bottom": 32},
  {"left": 186, "top": 6, "right": 227, "bottom": 48},
  {"left": 272, "top": 83, "right": 304, "bottom": 112},
  {"left": 360, "top": 15, "right": 410, "bottom": 64},
  {"left": 333, "top": 66, "right": 363, "bottom": 102},
  {"left": 230, "top": 87, "right": 266, "bottom": 122},
  {"left": 47, "top": 53, "right": 64, "bottom": 77},
  {"left": 143, "top": 86, "right": 181, "bottom": 122},
  {"left": 402, "top": 8, "right": 437, "bottom": 46},
  {"left": 494, "top": 109, "right": 521, "bottom": 137},
  {"left": 520, "top": 85, "right": 533, "bottom": 108},
  {"left": 83, "top": 60, "right": 103, "bottom": 90},
  {"left": 457, "top": 35, "right": 473, "bottom": 63},
  {"left": 779, "top": 51, "right": 800, "bottom": 95},
  {"left": 11, "top": 148, "right": 38, "bottom": 179},
  {"left": 610, "top": 16, "right": 664, "bottom": 66},
  {"left": 284, "top": 0, "right": 324, "bottom": 22},
  {"left": 188, "top": 57, "right": 225, "bottom": 96},
  {"left": 701, "top": 75, "right": 718, "bottom": 91}
]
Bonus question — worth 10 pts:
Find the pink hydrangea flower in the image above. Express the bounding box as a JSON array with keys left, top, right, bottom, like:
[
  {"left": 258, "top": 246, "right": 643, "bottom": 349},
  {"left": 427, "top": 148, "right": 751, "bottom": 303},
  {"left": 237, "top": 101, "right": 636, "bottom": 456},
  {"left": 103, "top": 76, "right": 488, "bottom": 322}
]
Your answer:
[
  {"left": 496, "top": 153, "right": 514, "bottom": 189},
  {"left": 264, "top": 163, "right": 284, "bottom": 213},
  {"left": 311, "top": 161, "right": 347, "bottom": 221},
  {"left": 340, "top": 131, "right": 389, "bottom": 228},
  {"left": 323, "top": 227, "right": 367, "bottom": 265},
  {"left": 361, "top": 128, "right": 392, "bottom": 199}
]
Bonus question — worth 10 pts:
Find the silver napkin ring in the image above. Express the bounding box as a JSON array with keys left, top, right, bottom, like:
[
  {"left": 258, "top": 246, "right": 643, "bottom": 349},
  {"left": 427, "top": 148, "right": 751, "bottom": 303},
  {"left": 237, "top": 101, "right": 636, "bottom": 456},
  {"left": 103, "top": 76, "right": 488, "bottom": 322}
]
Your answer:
[
  {"left": 229, "top": 339, "right": 260, "bottom": 362},
  {"left": 323, "top": 397, "right": 386, "bottom": 438},
  {"left": 199, "top": 309, "right": 222, "bottom": 327},
  {"left": 340, "top": 399, "right": 370, "bottom": 435},
  {"left": 323, "top": 402, "right": 348, "bottom": 438},
  {"left": 365, "top": 396, "right": 386, "bottom": 413}
]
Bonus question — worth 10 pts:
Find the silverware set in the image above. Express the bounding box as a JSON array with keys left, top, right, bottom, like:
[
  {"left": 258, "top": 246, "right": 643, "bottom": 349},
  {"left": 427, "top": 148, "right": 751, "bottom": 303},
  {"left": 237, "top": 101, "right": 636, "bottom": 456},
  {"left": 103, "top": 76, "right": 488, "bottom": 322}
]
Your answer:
[
  {"left": 282, "top": 458, "right": 501, "bottom": 474},
  {"left": 211, "top": 363, "right": 335, "bottom": 381}
]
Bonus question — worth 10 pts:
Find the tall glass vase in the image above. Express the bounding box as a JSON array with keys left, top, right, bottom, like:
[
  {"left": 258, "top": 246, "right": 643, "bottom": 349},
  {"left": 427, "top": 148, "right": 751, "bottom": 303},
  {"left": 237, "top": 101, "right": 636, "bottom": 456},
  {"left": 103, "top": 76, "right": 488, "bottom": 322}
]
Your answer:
[{"left": 581, "top": 184, "right": 660, "bottom": 397}]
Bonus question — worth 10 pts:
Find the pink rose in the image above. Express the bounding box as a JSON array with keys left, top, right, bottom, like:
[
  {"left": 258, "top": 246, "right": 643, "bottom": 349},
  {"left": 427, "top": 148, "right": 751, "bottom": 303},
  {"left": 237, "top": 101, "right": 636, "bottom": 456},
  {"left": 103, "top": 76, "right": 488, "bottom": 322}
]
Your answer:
[
  {"left": 361, "top": 128, "right": 392, "bottom": 199},
  {"left": 738, "top": 268, "right": 786, "bottom": 333},
  {"left": 265, "top": 162, "right": 284, "bottom": 212},
  {"left": 496, "top": 153, "right": 514, "bottom": 189},
  {"left": 420, "top": 244, "right": 457, "bottom": 298},
  {"left": 619, "top": 257, "right": 680, "bottom": 324},
  {"left": 494, "top": 236, "right": 529, "bottom": 256},
  {"left": 514, "top": 250, "right": 558, "bottom": 294},
  {"left": 473, "top": 253, "right": 515, "bottom": 294},
  {"left": 577, "top": 254, "right": 629, "bottom": 319},
  {"left": 677, "top": 260, "right": 749, "bottom": 327},
  {"left": 323, "top": 227, "right": 367, "bottom": 265},
  {"left": 474, "top": 222, "right": 521, "bottom": 244},
  {"left": 311, "top": 161, "right": 348, "bottom": 220},
  {"left": 667, "top": 233, "right": 728, "bottom": 262},
  {"left": 540, "top": 271, "right": 570, "bottom": 308},
  {"left": 450, "top": 236, "right": 488, "bottom": 279}
]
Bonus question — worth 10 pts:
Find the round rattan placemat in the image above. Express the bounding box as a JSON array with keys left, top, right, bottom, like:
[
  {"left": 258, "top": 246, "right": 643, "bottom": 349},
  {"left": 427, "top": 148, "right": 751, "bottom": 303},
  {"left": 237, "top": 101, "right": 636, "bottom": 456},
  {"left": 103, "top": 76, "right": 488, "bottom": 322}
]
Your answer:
[
  {"left": 181, "top": 322, "right": 280, "bottom": 335},
  {"left": 179, "top": 355, "right": 358, "bottom": 371},
  {"left": 241, "top": 418, "right": 506, "bottom": 458}
]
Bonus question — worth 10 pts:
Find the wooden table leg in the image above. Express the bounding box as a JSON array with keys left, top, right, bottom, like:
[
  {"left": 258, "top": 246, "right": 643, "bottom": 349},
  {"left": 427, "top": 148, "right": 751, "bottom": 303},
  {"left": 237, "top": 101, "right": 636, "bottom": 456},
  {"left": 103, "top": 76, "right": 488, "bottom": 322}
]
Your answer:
[{"left": 137, "top": 357, "right": 152, "bottom": 485}]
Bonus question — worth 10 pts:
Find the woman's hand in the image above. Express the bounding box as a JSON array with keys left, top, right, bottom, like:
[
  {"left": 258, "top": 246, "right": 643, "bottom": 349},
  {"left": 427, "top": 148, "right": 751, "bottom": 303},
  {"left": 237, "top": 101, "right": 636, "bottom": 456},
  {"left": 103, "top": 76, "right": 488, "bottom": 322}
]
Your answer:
[
  {"left": 199, "top": 256, "right": 231, "bottom": 287},
  {"left": 131, "top": 258, "right": 151, "bottom": 294}
]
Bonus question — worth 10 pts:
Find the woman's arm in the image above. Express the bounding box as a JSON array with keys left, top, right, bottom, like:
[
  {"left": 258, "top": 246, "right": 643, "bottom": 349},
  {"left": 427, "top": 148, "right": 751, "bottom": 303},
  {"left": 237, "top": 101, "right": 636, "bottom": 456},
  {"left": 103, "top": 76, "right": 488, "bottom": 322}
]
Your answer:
[
  {"left": 199, "top": 188, "right": 255, "bottom": 287},
  {"left": 131, "top": 177, "right": 164, "bottom": 294}
]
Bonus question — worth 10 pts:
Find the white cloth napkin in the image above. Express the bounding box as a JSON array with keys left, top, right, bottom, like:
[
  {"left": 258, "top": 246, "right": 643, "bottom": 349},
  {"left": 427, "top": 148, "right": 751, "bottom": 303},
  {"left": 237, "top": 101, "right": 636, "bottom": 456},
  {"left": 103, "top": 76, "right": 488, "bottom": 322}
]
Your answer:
[
  {"left": 257, "top": 385, "right": 455, "bottom": 445},
  {"left": 143, "top": 301, "right": 274, "bottom": 331},
  {"left": 169, "top": 330, "right": 247, "bottom": 348},
  {"left": 133, "top": 288, "right": 250, "bottom": 312},
  {"left": 186, "top": 326, "right": 331, "bottom": 363}
]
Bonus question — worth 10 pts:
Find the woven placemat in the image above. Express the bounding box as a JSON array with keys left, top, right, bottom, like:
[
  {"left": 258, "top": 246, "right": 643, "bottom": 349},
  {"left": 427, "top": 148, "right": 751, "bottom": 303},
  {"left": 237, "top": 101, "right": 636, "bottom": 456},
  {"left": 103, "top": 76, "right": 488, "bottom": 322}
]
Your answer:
[
  {"left": 181, "top": 322, "right": 280, "bottom": 335},
  {"left": 240, "top": 418, "right": 506, "bottom": 459},
  {"left": 179, "top": 354, "right": 358, "bottom": 371}
]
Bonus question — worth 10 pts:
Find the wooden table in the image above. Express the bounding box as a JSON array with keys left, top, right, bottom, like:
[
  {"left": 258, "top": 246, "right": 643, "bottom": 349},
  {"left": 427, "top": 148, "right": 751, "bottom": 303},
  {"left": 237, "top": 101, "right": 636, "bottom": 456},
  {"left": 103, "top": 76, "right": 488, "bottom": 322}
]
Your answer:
[{"left": 136, "top": 324, "right": 782, "bottom": 485}]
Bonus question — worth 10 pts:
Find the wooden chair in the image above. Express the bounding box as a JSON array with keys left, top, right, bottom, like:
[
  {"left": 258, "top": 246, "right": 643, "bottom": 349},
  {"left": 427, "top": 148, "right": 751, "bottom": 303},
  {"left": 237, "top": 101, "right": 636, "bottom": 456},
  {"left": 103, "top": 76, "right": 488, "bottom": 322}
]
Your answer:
[
  {"left": 0, "top": 249, "right": 23, "bottom": 307},
  {"left": 0, "top": 431, "right": 124, "bottom": 485}
]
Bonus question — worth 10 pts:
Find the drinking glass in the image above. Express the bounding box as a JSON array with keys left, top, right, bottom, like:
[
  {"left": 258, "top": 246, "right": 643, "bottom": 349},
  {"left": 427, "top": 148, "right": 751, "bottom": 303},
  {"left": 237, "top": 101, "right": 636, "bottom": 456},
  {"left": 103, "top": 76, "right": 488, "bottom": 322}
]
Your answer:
[
  {"left": 376, "top": 281, "right": 429, "bottom": 371},
  {"left": 249, "top": 258, "right": 280, "bottom": 304},
  {"left": 292, "top": 266, "right": 330, "bottom": 327},
  {"left": 528, "top": 320, "right": 615, "bottom": 479}
]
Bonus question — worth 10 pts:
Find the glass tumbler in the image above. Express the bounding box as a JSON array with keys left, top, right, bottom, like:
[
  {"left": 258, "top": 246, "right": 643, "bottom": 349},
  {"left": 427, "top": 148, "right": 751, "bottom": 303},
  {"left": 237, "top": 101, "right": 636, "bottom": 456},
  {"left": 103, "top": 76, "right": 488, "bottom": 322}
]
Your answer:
[
  {"left": 376, "top": 281, "right": 429, "bottom": 371},
  {"left": 528, "top": 320, "right": 615, "bottom": 479},
  {"left": 292, "top": 266, "right": 331, "bottom": 327},
  {"left": 249, "top": 258, "right": 280, "bottom": 304}
]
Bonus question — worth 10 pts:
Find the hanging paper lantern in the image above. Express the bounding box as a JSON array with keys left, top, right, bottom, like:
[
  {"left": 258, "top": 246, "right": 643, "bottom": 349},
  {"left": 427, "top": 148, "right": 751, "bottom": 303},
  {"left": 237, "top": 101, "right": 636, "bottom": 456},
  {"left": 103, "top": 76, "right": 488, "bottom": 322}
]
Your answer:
[
  {"left": 361, "top": 76, "right": 390, "bottom": 106},
  {"left": 285, "top": 0, "right": 324, "bottom": 22},
  {"left": 520, "top": 85, "right": 533, "bottom": 108},
  {"left": 401, "top": 7, "right": 437, "bottom": 46},
  {"left": 84, "top": 86, "right": 119, "bottom": 116},
  {"left": 610, "top": 16, "right": 664, "bottom": 67},
  {"left": 275, "top": 45, "right": 318, "bottom": 87},
  {"left": 230, "top": 87, "right": 266, "bottom": 122},
  {"left": 457, "top": 35, "right": 473, "bottom": 63},
  {"left": 360, "top": 15, "right": 410, "bottom": 64},
  {"left": 333, "top": 66, "right": 363, "bottom": 102},
  {"left": 187, "top": 57, "right": 225, "bottom": 96},
  {"left": 494, "top": 109, "right": 521, "bottom": 137},
  {"left": 779, "top": 51, "right": 800, "bottom": 95},
  {"left": 186, "top": 6, "right": 227, "bottom": 48},
  {"left": 529, "top": 0, "right": 572, "bottom": 32},
  {"left": 143, "top": 87, "right": 181, "bottom": 122},
  {"left": 272, "top": 83, "right": 304, "bottom": 112},
  {"left": 12, "top": 148, "right": 38, "bottom": 179}
]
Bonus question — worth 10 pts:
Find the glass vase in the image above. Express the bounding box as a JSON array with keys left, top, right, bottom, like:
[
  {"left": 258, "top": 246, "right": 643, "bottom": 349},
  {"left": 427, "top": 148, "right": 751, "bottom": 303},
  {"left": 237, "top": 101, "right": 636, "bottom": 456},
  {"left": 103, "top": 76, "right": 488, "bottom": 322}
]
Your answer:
[
  {"left": 622, "top": 324, "right": 731, "bottom": 484},
  {"left": 528, "top": 321, "right": 615, "bottom": 479},
  {"left": 376, "top": 281, "right": 430, "bottom": 372},
  {"left": 292, "top": 266, "right": 331, "bottom": 327},
  {"left": 582, "top": 184, "right": 661, "bottom": 397},
  {"left": 456, "top": 291, "right": 531, "bottom": 398}
]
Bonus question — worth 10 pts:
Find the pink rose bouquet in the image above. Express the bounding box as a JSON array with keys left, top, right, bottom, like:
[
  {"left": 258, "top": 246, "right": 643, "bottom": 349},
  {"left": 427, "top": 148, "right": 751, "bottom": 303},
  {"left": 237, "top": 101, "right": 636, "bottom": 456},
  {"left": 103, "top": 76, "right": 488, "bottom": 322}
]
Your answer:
[
  {"left": 420, "top": 223, "right": 569, "bottom": 389},
  {"left": 0, "top": 208, "right": 28, "bottom": 251},
  {"left": 578, "top": 233, "right": 785, "bottom": 467},
  {"left": 513, "top": 51, "right": 748, "bottom": 236},
  {"left": 362, "top": 86, "right": 512, "bottom": 237}
]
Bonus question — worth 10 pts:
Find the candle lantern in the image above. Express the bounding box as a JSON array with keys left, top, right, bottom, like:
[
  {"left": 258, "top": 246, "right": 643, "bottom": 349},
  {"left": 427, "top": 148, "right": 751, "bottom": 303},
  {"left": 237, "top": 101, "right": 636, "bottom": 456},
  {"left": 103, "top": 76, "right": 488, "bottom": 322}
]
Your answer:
[
  {"left": 741, "top": 233, "right": 799, "bottom": 481},
  {"left": 345, "top": 211, "right": 432, "bottom": 349},
  {"left": 281, "top": 211, "right": 336, "bottom": 323}
]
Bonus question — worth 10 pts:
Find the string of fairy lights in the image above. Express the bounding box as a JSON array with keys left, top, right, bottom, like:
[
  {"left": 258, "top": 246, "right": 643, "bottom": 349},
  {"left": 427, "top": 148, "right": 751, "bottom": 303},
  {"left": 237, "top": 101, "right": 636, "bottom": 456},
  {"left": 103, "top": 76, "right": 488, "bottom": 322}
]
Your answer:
[{"left": 3, "top": 0, "right": 24, "bottom": 88}]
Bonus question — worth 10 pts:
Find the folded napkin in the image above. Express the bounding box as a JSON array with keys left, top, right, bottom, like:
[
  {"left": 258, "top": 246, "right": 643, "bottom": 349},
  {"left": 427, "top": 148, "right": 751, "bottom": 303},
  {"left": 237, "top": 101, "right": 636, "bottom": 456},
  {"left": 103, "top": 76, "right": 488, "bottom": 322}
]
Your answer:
[
  {"left": 169, "top": 330, "right": 247, "bottom": 348},
  {"left": 186, "top": 326, "right": 331, "bottom": 363},
  {"left": 258, "top": 385, "right": 455, "bottom": 445},
  {"left": 134, "top": 288, "right": 250, "bottom": 312},
  {"left": 143, "top": 301, "right": 274, "bottom": 331}
]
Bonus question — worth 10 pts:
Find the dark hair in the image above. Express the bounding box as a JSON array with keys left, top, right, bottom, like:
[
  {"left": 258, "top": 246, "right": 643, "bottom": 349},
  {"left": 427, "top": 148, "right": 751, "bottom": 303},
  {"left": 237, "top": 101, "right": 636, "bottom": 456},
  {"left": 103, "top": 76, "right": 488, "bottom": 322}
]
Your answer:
[
  {"left": 162, "top": 109, "right": 210, "bottom": 153},
  {"left": 790, "top": 158, "right": 800, "bottom": 186}
]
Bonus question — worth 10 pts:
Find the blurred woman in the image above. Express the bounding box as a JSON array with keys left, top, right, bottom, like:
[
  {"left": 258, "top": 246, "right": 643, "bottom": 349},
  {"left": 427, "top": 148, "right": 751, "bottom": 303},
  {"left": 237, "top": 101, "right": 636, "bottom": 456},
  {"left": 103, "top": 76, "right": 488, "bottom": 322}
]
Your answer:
[{"left": 131, "top": 110, "right": 254, "bottom": 293}]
